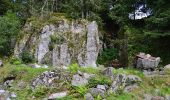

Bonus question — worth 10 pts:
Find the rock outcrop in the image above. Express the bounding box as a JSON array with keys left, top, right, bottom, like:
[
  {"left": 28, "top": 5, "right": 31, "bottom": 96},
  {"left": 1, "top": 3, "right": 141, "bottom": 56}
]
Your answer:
[
  {"left": 31, "top": 70, "right": 71, "bottom": 89},
  {"left": 14, "top": 18, "right": 101, "bottom": 67},
  {"left": 135, "top": 53, "right": 160, "bottom": 70}
]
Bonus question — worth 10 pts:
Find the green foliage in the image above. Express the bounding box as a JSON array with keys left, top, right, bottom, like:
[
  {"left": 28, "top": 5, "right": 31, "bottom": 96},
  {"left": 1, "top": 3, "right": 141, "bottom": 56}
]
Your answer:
[
  {"left": 10, "top": 57, "right": 22, "bottom": 65},
  {"left": 68, "top": 63, "right": 79, "bottom": 74},
  {"left": 79, "top": 67, "right": 99, "bottom": 74},
  {"left": 72, "top": 86, "right": 88, "bottom": 97},
  {"left": 32, "top": 86, "right": 49, "bottom": 98},
  {"left": 88, "top": 75, "right": 112, "bottom": 88},
  {"left": 0, "top": 63, "right": 48, "bottom": 82},
  {"left": 113, "top": 68, "right": 144, "bottom": 78},
  {"left": 0, "top": 11, "right": 20, "bottom": 56},
  {"left": 106, "top": 92, "right": 136, "bottom": 100},
  {"left": 97, "top": 48, "right": 118, "bottom": 65},
  {"left": 21, "top": 50, "right": 34, "bottom": 63}
]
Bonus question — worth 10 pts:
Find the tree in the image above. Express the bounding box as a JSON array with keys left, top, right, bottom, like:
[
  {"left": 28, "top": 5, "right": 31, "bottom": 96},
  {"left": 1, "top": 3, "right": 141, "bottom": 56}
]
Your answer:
[{"left": 0, "top": 11, "right": 20, "bottom": 56}]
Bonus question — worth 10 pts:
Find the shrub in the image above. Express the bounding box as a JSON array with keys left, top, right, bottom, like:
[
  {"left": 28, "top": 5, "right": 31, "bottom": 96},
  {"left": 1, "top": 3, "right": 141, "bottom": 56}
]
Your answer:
[
  {"left": 10, "top": 57, "right": 22, "bottom": 65},
  {"left": 68, "top": 63, "right": 79, "bottom": 74},
  {"left": 21, "top": 50, "right": 34, "bottom": 63},
  {"left": 32, "top": 86, "right": 49, "bottom": 98},
  {"left": 88, "top": 75, "right": 112, "bottom": 88},
  {"left": 97, "top": 48, "right": 118, "bottom": 66}
]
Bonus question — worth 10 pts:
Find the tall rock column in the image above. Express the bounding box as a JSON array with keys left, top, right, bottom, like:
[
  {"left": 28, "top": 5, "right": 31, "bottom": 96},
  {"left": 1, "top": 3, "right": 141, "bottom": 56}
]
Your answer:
[{"left": 85, "top": 21, "right": 100, "bottom": 67}]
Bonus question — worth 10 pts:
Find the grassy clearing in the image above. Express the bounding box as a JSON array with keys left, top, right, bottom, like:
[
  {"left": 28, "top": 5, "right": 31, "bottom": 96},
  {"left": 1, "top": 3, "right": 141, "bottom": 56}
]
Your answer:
[{"left": 0, "top": 63, "right": 49, "bottom": 83}]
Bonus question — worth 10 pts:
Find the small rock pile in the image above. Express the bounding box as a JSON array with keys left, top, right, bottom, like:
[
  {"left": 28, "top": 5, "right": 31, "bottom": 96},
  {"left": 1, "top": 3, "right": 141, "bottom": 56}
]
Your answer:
[
  {"left": 31, "top": 69, "right": 71, "bottom": 89},
  {"left": 84, "top": 67, "right": 142, "bottom": 100},
  {"left": 0, "top": 90, "right": 17, "bottom": 100}
]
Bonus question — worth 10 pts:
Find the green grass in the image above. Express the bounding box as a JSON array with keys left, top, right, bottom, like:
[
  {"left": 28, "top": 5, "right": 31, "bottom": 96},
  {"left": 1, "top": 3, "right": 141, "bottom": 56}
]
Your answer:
[
  {"left": 0, "top": 63, "right": 49, "bottom": 82},
  {"left": 113, "top": 67, "right": 144, "bottom": 78}
]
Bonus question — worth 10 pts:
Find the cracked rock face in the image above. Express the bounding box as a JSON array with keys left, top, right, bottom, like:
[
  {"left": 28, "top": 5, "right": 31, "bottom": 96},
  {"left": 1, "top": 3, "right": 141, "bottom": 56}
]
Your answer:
[{"left": 14, "top": 19, "right": 101, "bottom": 67}]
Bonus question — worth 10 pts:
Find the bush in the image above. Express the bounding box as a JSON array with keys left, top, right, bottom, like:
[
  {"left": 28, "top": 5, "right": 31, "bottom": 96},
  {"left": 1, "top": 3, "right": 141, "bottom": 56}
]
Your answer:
[
  {"left": 68, "top": 63, "right": 79, "bottom": 74},
  {"left": 97, "top": 48, "right": 118, "bottom": 66},
  {"left": 21, "top": 50, "right": 34, "bottom": 63},
  {"left": 74, "top": 86, "right": 88, "bottom": 97},
  {"left": 10, "top": 57, "right": 22, "bottom": 65},
  {"left": 32, "top": 86, "right": 49, "bottom": 98},
  {"left": 88, "top": 75, "right": 112, "bottom": 88}
]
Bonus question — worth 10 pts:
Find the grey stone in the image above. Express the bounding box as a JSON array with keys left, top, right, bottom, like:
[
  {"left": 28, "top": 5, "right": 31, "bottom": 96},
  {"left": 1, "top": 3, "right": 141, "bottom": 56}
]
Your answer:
[
  {"left": 0, "top": 90, "right": 10, "bottom": 100},
  {"left": 89, "top": 88, "right": 105, "bottom": 98},
  {"left": 31, "top": 70, "right": 71, "bottom": 89},
  {"left": 102, "top": 67, "right": 114, "bottom": 78},
  {"left": 136, "top": 53, "right": 160, "bottom": 70},
  {"left": 124, "top": 84, "right": 138, "bottom": 92},
  {"left": 165, "top": 64, "right": 170, "bottom": 69},
  {"left": 14, "top": 20, "right": 101, "bottom": 67},
  {"left": 48, "top": 91, "right": 67, "bottom": 99},
  {"left": 97, "top": 85, "right": 106, "bottom": 91},
  {"left": 0, "top": 60, "right": 3, "bottom": 67},
  {"left": 159, "top": 71, "right": 165, "bottom": 75},
  {"left": 110, "top": 74, "right": 126, "bottom": 92},
  {"left": 85, "top": 21, "right": 100, "bottom": 67},
  {"left": 125, "top": 75, "right": 142, "bottom": 86},
  {"left": 110, "top": 74, "right": 141, "bottom": 93},
  {"left": 144, "top": 94, "right": 164, "bottom": 100},
  {"left": 10, "top": 92, "right": 17, "bottom": 98},
  {"left": 165, "top": 95, "right": 170, "bottom": 100},
  {"left": 85, "top": 93, "right": 94, "bottom": 100},
  {"left": 71, "top": 74, "right": 88, "bottom": 86},
  {"left": 17, "top": 81, "right": 26, "bottom": 89}
]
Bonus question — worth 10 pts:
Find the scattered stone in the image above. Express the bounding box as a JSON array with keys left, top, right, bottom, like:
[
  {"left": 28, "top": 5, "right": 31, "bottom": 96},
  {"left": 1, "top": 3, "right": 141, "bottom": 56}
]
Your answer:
[
  {"left": 124, "top": 84, "right": 138, "bottom": 92},
  {"left": 125, "top": 75, "right": 142, "bottom": 86},
  {"left": 17, "top": 81, "right": 26, "bottom": 89},
  {"left": 29, "top": 63, "right": 48, "bottom": 68},
  {"left": 4, "top": 80, "right": 14, "bottom": 88},
  {"left": 102, "top": 67, "right": 114, "bottom": 79},
  {"left": 159, "top": 70, "right": 165, "bottom": 75},
  {"left": 144, "top": 94, "right": 152, "bottom": 100},
  {"left": 89, "top": 88, "right": 105, "bottom": 98},
  {"left": 135, "top": 53, "right": 160, "bottom": 70},
  {"left": 97, "top": 85, "right": 106, "bottom": 91},
  {"left": 164, "top": 64, "right": 170, "bottom": 69},
  {"left": 0, "top": 60, "right": 3, "bottom": 67},
  {"left": 165, "top": 95, "right": 170, "bottom": 100},
  {"left": 48, "top": 91, "right": 67, "bottom": 99},
  {"left": 110, "top": 74, "right": 126, "bottom": 92},
  {"left": 144, "top": 94, "right": 164, "bottom": 100},
  {"left": 10, "top": 92, "right": 17, "bottom": 98},
  {"left": 31, "top": 70, "right": 71, "bottom": 89},
  {"left": 85, "top": 93, "right": 94, "bottom": 100},
  {"left": 0, "top": 90, "right": 12, "bottom": 100},
  {"left": 71, "top": 72, "right": 94, "bottom": 87},
  {"left": 110, "top": 74, "right": 141, "bottom": 93},
  {"left": 71, "top": 74, "right": 88, "bottom": 86}
]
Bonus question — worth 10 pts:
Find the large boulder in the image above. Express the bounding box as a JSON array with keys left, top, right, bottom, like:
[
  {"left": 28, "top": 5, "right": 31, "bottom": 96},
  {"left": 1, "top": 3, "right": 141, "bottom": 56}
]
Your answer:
[
  {"left": 89, "top": 88, "right": 105, "bottom": 98},
  {"left": 164, "top": 64, "right": 170, "bottom": 69},
  {"left": 110, "top": 74, "right": 141, "bottom": 93},
  {"left": 71, "top": 72, "right": 94, "bottom": 86},
  {"left": 14, "top": 18, "right": 101, "bottom": 67},
  {"left": 135, "top": 53, "right": 160, "bottom": 70}
]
